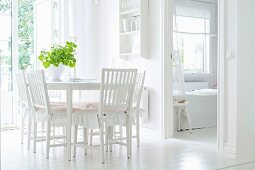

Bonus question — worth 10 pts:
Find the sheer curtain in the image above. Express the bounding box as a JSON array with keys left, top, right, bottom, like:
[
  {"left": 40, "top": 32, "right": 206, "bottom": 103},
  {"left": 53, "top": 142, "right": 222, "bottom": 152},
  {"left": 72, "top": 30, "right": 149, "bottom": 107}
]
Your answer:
[
  {"left": 62, "top": 0, "right": 95, "bottom": 79},
  {"left": 173, "top": 0, "right": 186, "bottom": 101},
  {"left": 62, "top": 0, "right": 98, "bottom": 101}
]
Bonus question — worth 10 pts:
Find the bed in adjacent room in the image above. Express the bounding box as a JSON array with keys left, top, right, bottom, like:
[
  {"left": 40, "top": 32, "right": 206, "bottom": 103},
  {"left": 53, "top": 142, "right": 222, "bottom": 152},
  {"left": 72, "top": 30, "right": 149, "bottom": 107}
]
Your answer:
[{"left": 185, "top": 89, "right": 217, "bottom": 129}]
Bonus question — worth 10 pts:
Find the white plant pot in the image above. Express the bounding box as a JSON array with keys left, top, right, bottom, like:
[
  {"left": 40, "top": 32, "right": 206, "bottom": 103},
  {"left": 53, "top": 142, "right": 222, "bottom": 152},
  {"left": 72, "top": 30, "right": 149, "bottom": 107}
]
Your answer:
[{"left": 47, "top": 64, "right": 65, "bottom": 80}]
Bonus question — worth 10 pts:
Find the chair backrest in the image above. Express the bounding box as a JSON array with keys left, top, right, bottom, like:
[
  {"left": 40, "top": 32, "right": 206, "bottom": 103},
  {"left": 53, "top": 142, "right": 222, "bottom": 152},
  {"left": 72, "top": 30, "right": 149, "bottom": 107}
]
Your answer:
[
  {"left": 15, "top": 71, "right": 32, "bottom": 108},
  {"left": 48, "top": 90, "right": 63, "bottom": 102},
  {"left": 26, "top": 70, "right": 50, "bottom": 111},
  {"left": 99, "top": 68, "right": 137, "bottom": 116},
  {"left": 132, "top": 71, "right": 146, "bottom": 108}
]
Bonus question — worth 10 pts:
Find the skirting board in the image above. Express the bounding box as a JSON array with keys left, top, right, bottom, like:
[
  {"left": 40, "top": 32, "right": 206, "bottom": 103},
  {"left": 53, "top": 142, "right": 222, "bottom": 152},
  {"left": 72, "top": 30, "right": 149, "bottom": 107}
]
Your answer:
[{"left": 223, "top": 143, "right": 236, "bottom": 154}]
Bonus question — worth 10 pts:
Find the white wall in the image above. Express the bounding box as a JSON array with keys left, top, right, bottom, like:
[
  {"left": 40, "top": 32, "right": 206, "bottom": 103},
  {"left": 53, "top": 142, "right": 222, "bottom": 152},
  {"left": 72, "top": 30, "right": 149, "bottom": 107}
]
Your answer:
[
  {"left": 224, "top": 0, "right": 255, "bottom": 159},
  {"left": 236, "top": 0, "right": 255, "bottom": 159},
  {"left": 223, "top": 0, "right": 237, "bottom": 153},
  {"left": 74, "top": 1, "right": 255, "bottom": 156},
  {"left": 91, "top": 1, "right": 118, "bottom": 79},
  {"left": 94, "top": 0, "right": 163, "bottom": 130},
  {"left": 120, "top": 1, "right": 162, "bottom": 130}
]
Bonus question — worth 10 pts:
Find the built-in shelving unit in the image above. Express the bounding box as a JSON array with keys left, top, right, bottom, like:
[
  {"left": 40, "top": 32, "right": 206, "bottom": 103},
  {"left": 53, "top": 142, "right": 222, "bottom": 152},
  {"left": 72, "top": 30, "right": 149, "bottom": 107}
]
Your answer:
[{"left": 119, "top": 0, "right": 149, "bottom": 59}]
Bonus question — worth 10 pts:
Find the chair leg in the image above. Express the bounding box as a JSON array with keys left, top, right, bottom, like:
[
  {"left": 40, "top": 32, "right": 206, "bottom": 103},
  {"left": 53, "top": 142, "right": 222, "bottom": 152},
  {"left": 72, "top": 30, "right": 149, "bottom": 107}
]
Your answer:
[
  {"left": 53, "top": 127, "right": 56, "bottom": 138},
  {"left": 42, "top": 122, "right": 45, "bottom": 132},
  {"left": 98, "top": 119, "right": 105, "bottom": 164},
  {"left": 83, "top": 128, "right": 88, "bottom": 155},
  {"left": 178, "top": 107, "right": 181, "bottom": 131},
  {"left": 21, "top": 117, "right": 25, "bottom": 144},
  {"left": 89, "top": 129, "right": 93, "bottom": 146},
  {"left": 63, "top": 127, "right": 66, "bottom": 147},
  {"left": 130, "top": 122, "right": 132, "bottom": 154},
  {"left": 33, "top": 119, "right": 37, "bottom": 153},
  {"left": 119, "top": 125, "right": 123, "bottom": 138},
  {"left": 105, "top": 127, "right": 109, "bottom": 152},
  {"left": 184, "top": 106, "right": 192, "bottom": 134},
  {"left": 73, "top": 125, "right": 78, "bottom": 158},
  {"left": 46, "top": 119, "right": 51, "bottom": 159},
  {"left": 109, "top": 126, "right": 113, "bottom": 152},
  {"left": 136, "top": 113, "right": 140, "bottom": 148},
  {"left": 27, "top": 117, "right": 32, "bottom": 150},
  {"left": 126, "top": 118, "right": 131, "bottom": 159},
  {"left": 119, "top": 125, "right": 123, "bottom": 143}
]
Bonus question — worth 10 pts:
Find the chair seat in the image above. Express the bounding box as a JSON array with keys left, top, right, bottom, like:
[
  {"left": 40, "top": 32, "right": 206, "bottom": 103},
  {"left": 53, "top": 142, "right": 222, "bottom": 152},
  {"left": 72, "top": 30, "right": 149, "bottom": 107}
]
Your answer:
[
  {"left": 173, "top": 101, "right": 189, "bottom": 107},
  {"left": 72, "top": 102, "right": 128, "bottom": 128},
  {"left": 34, "top": 102, "right": 80, "bottom": 126}
]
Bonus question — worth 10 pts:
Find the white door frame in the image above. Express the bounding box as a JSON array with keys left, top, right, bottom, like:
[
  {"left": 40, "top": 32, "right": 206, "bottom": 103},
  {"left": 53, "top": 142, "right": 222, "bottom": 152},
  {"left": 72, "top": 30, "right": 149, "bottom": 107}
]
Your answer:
[
  {"left": 217, "top": 0, "right": 225, "bottom": 152},
  {"left": 161, "top": 0, "right": 173, "bottom": 139},
  {"left": 161, "top": 0, "right": 226, "bottom": 151}
]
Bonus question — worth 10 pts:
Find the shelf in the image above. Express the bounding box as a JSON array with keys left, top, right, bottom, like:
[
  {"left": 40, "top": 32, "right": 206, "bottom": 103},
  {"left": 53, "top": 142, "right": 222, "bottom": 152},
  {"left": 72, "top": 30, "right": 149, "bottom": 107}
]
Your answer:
[
  {"left": 118, "top": 0, "right": 149, "bottom": 59},
  {"left": 120, "top": 31, "right": 139, "bottom": 36},
  {"left": 119, "top": 9, "right": 140, "bottom": 15}
]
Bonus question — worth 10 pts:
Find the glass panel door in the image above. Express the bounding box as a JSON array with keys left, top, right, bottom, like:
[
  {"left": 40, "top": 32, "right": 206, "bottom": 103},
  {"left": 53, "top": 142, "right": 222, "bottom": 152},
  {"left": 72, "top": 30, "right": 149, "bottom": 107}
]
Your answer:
[
  {"left": 0, "top": 0, "right": 14, "bottom": 127},
  {"left": 0, "top": 0, "right": 34, "bottom": 127},
  {"left": 18, "top": 0, "right": 35, "bottom": 70}
]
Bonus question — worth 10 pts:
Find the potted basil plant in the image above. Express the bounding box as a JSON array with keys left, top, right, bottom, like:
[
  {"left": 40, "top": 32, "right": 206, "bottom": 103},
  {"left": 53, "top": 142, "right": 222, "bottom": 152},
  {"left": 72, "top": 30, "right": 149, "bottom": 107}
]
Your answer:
[{"left": 38, "top": 41, "right": 77, "bottom": 80}]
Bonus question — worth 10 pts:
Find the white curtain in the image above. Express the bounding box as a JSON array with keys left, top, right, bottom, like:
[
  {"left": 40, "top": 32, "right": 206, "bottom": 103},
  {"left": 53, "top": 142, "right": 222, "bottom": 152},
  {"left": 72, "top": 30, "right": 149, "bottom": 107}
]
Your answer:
[
  {"left": 175, "top": 0, "right": 216, "bottom": 20},
  {"left": 62, "top": 0, "right": 98, "bottom": 101},
  {"left": 173, "top": 0, "right": 186, "bottom": 101},
  {"left": 62, "top": 0, "right": 95, "bottom": 79}
]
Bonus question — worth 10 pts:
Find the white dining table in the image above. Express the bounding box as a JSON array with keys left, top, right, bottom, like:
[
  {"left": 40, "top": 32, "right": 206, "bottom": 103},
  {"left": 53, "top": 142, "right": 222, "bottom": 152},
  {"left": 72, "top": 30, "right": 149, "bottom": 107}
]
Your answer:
[{"left": 46, "top": 79, "right": 101, "bottom": 161}]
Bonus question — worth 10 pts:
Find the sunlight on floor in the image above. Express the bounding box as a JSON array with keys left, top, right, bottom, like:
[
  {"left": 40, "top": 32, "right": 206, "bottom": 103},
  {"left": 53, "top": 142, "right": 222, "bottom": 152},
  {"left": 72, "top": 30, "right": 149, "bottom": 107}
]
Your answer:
[{"left": 1, "top": 127, "right": 254, "bottom": 170}]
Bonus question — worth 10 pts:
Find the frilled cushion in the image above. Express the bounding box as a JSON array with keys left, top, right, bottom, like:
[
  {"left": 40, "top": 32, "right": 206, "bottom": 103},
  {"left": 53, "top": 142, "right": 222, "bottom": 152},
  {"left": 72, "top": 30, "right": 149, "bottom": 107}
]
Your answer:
[
  {"left": 72, "top": 102, "right": 129, "bottom": 128},
  {"left": 34, "top": 102, "right": 79, "bottom": 126},
  {"left": 74, "top": 102, "right": 99, "bottom": 110},
  {"left": 20, "top": 105, "right": 31, "bottom": 118},
  {"left": 72, "top": 102, "right": 99, "bottom": 128},
  {"left": 130, "top": 107, "right": 145, "bottom": 125}
]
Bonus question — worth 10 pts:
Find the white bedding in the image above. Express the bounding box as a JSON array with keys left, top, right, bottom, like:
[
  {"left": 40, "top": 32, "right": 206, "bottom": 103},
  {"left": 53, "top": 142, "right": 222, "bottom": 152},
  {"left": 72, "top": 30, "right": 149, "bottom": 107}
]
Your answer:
[
  {"left": 174, "top": 89, "right": 217, "bottom": 130},
  {"left": 187, "top": 89, "right": 217, "bottom": 129}
]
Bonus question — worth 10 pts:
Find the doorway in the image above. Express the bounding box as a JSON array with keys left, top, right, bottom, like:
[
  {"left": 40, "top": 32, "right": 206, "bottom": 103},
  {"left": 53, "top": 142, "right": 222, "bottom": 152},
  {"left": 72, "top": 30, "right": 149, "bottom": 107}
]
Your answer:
[
  {"left": 173, "top": 0, "right": 218, "bottom": 148},
  {"left": 162, "top": 0, "right": 224, "bottom": 150}
]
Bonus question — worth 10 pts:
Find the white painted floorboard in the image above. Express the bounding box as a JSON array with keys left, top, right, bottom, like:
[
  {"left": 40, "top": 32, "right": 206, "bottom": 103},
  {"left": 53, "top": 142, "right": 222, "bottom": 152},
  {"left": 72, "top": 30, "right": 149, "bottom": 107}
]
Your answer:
[
  {"left": 221, "top": 162, "right": 255, "bottom": 170},
  {"left": 2, "top": 128, "right": 255, "bottom": 170},
  {"left": 175, "top": 127, "right": 217, "bottom": 149}
]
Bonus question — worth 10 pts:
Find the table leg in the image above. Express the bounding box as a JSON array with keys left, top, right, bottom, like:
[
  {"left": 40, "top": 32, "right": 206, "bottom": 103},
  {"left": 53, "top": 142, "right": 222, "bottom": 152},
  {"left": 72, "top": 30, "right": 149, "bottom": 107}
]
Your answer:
[{"left": 66, "top": 88, "right": 72, "bottom": 161}]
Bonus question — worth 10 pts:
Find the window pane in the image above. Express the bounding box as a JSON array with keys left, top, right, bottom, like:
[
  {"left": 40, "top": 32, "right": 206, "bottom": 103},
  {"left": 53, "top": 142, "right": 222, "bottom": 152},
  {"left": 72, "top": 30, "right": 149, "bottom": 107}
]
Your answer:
[
  {"left": 0, "top": 0, "right": 11, "bottom": 15},
  {"left": 182, "top": 34, "right": 204, "bottom": 72},
  {"left": 175, "top": 16, "right": 210, "bottom": 34},
  {"left": 0, "top": 41, "right": 12, "bottom": 92},
  {"left": 0, "top": 15, "right": 11, "bottom": 40},
  {"left": 18, "top": 0, "right": 34, "bottom": 70},
  {"left": 0, "top": 1, "right": 13, "bottom": 125},
  {"left": 174, "top": 33, "right": 210, "bottom": 74}
]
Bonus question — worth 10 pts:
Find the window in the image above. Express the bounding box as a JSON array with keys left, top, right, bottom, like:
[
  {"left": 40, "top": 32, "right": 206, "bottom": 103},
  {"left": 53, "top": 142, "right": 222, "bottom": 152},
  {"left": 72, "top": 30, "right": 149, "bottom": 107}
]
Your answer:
[
  {"left": 173, "top": 0, "right": 217, "bottom": 74},
  {"left": 0, "top": 0, "right": 34, "bottom": 127},
  {"left": 18, "top": 0, "right": 35, "bottom": 70},
  {"left": 0, "top": 0, "right": 13, "bottom": 126}
]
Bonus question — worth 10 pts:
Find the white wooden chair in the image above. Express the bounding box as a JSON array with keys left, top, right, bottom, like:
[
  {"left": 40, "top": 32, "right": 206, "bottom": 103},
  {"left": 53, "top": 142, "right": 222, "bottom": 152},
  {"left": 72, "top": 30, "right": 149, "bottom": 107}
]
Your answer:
[
  {"left": 26, "top": 70, "right": 79, "bottom": 158},
  {"left": 16, "top": 71, "right": 33, "bottom": 149},
  {"left": 130, "top": 71, "right": 146, "bottom": 148},
  {"left": 88, "top": 72, "right": 146, "bottom": 150},
  {"left": 72, "top": 68, "right": 137, "bottom": 164}
]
